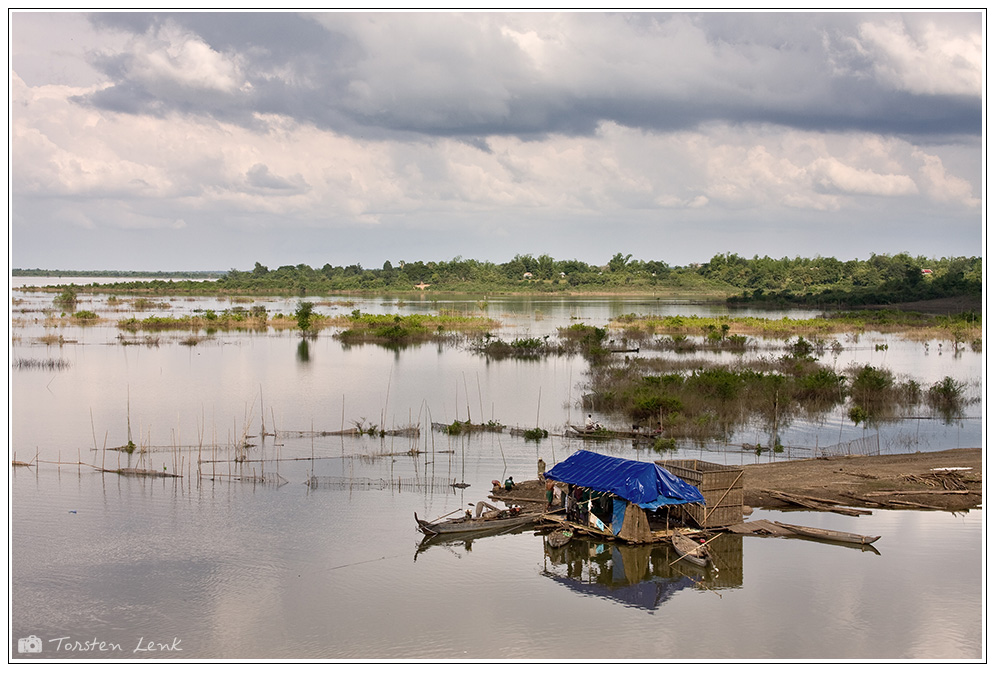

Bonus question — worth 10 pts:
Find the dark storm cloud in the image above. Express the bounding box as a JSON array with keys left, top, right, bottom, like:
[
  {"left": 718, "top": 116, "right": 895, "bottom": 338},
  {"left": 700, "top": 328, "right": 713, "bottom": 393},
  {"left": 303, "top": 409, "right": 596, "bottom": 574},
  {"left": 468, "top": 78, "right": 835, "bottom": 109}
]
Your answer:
[{"left": 74, "top": 12, "right": 981, "bottom": 142}]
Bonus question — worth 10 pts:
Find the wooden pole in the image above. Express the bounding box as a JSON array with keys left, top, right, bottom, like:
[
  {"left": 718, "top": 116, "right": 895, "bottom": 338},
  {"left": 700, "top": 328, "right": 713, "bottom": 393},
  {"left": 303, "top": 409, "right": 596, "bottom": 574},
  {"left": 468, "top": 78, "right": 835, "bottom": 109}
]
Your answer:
[
  {"left": 701, "top": 471, "right": 743, "bottom": 526},
  {"left": 669, "top": 531, "right": 724, "bottom": 566},
  {"left": 536, "top": 387, "right": 542, "bottom": 428}
]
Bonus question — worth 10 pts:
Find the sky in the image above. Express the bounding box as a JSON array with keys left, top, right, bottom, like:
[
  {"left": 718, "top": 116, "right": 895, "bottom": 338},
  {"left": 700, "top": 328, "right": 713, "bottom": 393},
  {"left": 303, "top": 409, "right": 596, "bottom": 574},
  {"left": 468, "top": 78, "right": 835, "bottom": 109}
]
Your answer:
[{"left": 9, "top": 10, "right": 984, "bottom": 272}]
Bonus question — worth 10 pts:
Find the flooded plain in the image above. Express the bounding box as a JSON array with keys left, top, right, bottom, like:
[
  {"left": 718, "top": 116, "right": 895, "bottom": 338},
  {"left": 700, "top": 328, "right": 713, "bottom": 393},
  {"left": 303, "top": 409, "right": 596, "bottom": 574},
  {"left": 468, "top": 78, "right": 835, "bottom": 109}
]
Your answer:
[{"left": 9, "top": 280, "right": 984, "bottom": 660}]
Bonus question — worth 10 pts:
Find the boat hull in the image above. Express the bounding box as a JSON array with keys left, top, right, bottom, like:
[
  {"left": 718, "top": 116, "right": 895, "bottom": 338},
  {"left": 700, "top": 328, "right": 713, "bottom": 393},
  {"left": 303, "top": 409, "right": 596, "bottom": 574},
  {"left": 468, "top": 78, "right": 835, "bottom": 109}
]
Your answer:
[
  {"left": 672, "top": 532, "right": 712, "bottom": 567},
  {"left": 415, "top": 511, "right": 540, "bottom": 536},
  {"left": 774, "top": 521, "right": 881, "bottom": 546},
  {"left": 567, "top": 425, "right": 661, "bottom": 440}
]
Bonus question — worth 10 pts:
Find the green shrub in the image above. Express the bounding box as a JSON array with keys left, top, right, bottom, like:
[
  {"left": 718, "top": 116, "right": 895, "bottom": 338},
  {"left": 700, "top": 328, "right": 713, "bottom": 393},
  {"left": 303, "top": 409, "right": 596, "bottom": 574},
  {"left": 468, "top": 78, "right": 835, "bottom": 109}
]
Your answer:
[
  {"left": 652, "top": 437, "right": 677, "bottom": 452},
  {"left": 523, "top": 427, "right": 548, "bottom": 441}
]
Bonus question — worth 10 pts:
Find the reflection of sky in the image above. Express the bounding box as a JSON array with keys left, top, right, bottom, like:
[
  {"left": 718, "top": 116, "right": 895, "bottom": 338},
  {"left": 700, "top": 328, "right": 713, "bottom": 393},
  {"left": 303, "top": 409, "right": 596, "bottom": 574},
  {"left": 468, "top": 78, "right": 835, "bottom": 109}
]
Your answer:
[{"left": 11, "top": 288, "right": 981, "bottom": 463}]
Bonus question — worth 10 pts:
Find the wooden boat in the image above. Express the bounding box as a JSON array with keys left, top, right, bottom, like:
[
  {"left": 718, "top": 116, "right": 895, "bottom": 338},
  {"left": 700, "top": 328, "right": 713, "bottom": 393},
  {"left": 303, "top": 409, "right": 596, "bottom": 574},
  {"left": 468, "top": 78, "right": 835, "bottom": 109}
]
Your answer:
[
  {"left": 774, "top": 521, "right": 881, "bottom": 546},
  {"left": 414, "top": 509, "right": 540, "bottom": 536},
  {"left": 545, "top": 528, "right": 574, "bottom": 549},
  {"left": 671, "top": 532, "right": 713, "bottom": 567},
  {"left": 567, "top": 425, "right": 662, "bottom": 440},
  {"left": 431, "top": 421, "right": 506, "bottom": 434}
]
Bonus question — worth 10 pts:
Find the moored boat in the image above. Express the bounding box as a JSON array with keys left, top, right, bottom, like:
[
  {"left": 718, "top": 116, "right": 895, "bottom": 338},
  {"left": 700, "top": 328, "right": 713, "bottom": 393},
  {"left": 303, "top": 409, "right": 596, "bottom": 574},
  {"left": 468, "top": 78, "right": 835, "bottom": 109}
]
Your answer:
[
  {"left": 567, "top": 425, "right": 662, "bottom": 440},
  {"left": 774, "top": 521, "right": 881, "bottom": 546},
  {"left": 671, "top": 532, "right": 713, "bottom": 567},
  {"left": 545, "top": 528, "right": 574, "bottom": 548},
  {"left": 414, "top": 508, "right": 540, "bottom": 536}
]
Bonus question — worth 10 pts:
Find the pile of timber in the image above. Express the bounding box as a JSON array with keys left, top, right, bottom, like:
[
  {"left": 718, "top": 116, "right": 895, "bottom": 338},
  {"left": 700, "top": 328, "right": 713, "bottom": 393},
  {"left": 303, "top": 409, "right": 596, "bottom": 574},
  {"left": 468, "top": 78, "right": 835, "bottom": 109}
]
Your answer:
[{"left": 764, "top": 490, "right": 871, "bottom": 516}]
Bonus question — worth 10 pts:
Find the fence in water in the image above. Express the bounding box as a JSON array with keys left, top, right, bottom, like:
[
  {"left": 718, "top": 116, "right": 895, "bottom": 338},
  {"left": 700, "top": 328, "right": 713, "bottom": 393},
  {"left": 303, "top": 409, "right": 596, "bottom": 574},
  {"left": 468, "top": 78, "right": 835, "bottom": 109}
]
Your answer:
[
  {"left": 306, "top": 475, "right": 471, "bottom": 493},
  {"left": 817, "top": 433, "right": 880, "bottom": 458}
]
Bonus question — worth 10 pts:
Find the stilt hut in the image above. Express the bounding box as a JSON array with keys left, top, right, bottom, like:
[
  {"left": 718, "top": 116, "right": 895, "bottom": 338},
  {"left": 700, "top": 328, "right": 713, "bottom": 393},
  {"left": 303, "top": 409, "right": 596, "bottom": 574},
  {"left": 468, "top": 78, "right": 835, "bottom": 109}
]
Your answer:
[{"left": 544, "top": 450, "right": 704, "bottom": 544}]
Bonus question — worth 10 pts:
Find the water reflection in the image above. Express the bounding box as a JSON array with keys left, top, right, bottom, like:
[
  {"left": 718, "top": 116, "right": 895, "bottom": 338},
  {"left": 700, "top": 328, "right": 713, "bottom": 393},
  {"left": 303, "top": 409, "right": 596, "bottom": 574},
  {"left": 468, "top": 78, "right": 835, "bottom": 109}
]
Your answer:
[
  {"left": 413, "top": 527, "right": 519, "bottom": 560},
  {"left": 296, "top": 338, "right": 310, "bottom": 362},
  {"left": 540, "top": 533, "right": 744, "bottom": 612}
]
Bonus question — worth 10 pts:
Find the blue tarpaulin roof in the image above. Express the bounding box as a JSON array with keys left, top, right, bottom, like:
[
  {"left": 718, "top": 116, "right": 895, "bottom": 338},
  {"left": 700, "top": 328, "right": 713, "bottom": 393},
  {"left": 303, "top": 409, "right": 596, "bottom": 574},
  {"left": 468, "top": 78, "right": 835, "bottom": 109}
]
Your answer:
[{"left": 545, "top": 450, "right": 704, "bottom": 509}]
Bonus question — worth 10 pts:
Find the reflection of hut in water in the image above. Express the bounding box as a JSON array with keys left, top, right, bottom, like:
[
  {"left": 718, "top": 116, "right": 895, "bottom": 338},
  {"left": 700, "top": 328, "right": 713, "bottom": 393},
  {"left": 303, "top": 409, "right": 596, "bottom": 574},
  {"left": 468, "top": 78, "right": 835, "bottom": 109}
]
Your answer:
[
  {"left": 542, "top": 539, "right": 695, "bottom": 612},
  {"left": 543, "top": 534, "right": 745, "bottom": 607},
  {"left": 543, "top": 450, "right": 705, "bottom": 543}
]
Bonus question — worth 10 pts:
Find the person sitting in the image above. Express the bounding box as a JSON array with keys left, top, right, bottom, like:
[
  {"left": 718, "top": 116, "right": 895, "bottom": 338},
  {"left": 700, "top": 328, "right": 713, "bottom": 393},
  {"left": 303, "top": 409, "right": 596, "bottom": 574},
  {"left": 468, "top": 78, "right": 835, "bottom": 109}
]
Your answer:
[
  {"left": 585, "top": 414, "right": 596, "bottom": 430},
  {"left": 504, "top": 476, "right": 515, "bottom": 491}
]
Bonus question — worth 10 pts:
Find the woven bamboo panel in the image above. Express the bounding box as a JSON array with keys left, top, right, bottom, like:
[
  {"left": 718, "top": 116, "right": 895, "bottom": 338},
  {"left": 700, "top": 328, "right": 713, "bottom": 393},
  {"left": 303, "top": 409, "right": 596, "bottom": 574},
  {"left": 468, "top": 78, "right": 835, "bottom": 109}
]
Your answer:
[{"left": 662, "top": 459, "right": 744, "bottom": 527}]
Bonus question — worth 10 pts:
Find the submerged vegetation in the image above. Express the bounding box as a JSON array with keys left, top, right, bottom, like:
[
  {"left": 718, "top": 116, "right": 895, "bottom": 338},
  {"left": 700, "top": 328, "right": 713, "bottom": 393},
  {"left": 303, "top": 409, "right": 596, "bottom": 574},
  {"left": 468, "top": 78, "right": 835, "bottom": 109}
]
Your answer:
[
  {"left": 118, "top": 309, "right": 270, "bottom": 333},
  {"left": 332, "top": 311, "right": 498, "bottom": 346},
  {"left": 112, "top": 307, "right": 498, "bottom": 347},
  {"left": 13, "top": 256, "right": 978, "bottom": 447},
  {"left": 12, "top": 357, "right": 71, "bottom": 370},
  {"left": 610, "top": 310, "right": 981, "bottom": 346},
  {"left": 582, "top": 337, "right": 975, "bottom": 446}
]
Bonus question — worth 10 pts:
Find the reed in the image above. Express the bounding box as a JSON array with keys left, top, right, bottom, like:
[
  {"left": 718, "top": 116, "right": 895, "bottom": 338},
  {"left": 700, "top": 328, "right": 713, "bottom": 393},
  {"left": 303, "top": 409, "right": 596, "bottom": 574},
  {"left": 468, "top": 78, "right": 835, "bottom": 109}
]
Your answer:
[{"left": 12, "top": 357, "right": 70, "bottom": 370}]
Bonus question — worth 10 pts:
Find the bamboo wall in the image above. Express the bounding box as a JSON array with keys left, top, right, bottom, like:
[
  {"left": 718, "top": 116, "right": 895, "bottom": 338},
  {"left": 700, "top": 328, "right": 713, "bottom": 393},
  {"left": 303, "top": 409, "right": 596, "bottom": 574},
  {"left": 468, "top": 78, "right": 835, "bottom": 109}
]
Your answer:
[{"left": 661, "top": 459, "right": 744, "bottom": 528}]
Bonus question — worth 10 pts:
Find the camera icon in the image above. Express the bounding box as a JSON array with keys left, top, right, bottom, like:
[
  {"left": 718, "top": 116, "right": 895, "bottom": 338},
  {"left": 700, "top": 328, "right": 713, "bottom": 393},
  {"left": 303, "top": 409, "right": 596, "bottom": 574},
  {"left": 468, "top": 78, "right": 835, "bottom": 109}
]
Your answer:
[{"left": 18, "top": 635, "right": 43, "bottom": 653}]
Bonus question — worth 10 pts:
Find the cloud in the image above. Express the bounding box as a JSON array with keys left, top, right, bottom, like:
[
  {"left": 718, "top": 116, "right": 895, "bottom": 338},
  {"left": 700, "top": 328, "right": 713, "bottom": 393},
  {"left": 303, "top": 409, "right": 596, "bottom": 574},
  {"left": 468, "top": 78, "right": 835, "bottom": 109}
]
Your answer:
[
  {"left": 66, "top": 12, "right": 981, "bottom": 140},
  {"left": 857, "top": 17, "right": 983, "bottom": 96},
  {"left": 9, "top": 11, "right": 982, "bottom": 270},
  {"left": 811, "top": 157, "right": 918, "bottom": 197},
  {"left": 82, "top": 18, "right": 252, "bottom": 118},
  {"left": 913, "top": 149, "right": 980, "bottom": 208}
]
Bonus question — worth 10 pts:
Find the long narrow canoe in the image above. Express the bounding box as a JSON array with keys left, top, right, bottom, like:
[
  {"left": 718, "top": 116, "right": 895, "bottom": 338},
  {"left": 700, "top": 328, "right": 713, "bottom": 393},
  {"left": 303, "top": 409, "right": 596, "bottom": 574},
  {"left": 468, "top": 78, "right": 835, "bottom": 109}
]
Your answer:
[
  {"left": 567, "top": 425, "right": 662, "bottom": 440},
  {"left": 774, "top": 521, "right": 881, "bottom": 545},
  {"left": 414, "top": 511, "right": 540, "bottom": 536}
]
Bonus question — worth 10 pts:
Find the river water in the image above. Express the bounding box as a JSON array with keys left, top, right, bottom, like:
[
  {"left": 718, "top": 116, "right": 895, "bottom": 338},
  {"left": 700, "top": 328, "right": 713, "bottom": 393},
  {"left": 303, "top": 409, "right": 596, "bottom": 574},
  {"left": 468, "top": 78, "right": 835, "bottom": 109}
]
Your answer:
[{"left": 9, "top": 281, "right": 984, "bottom": 660}]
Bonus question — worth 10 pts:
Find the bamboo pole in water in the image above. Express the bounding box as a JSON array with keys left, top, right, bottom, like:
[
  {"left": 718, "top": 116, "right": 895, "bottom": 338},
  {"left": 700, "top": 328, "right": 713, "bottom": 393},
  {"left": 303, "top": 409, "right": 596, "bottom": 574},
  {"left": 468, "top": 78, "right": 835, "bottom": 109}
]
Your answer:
[
  {"left": 126, "top": 386, "right": 132, "bottom": 448},
  {"left": 463, "top": 372, "right": 471, "bottom": 423},
  {"left": 260, "top": 384, "right": 266, "bottom": 437},
  {"left": 498, "top": 436, "right": 507, "bottom": 477},
  {"left": 197, "top": 406, "right": 204, "bottom": 481},
  {"left": 383, "top": 368, "right": 392, "bottom": 433},
  {"left": 477, "top": 373, "right": 484, "bottom": 424},
  {"left": 536, "top": 387, "right": 542, "bottom": 428}
]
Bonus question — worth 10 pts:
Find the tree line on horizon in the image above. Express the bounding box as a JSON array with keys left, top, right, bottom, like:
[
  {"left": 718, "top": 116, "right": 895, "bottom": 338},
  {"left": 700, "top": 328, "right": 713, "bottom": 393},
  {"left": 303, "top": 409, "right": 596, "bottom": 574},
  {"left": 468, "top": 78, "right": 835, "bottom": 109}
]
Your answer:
[{"left": 22, "top": 252, "right": 982, "bottom": 308}]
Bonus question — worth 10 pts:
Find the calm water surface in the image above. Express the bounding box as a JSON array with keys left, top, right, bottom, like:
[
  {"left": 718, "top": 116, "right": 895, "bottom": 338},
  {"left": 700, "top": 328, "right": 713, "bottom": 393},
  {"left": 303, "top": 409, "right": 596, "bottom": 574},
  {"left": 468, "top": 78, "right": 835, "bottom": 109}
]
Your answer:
[{"left": 9, "top": 284, "right": 983, "bottom": 660}]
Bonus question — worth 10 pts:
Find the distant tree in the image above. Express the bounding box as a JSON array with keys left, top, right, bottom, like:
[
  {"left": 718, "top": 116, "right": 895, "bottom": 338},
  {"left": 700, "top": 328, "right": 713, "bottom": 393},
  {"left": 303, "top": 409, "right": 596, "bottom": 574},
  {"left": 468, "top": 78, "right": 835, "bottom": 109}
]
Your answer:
[
  {"left": 295, "top": 301, "right": 315, "bottom": 333},
  {"left": 608, "top": 253, "right": 633, "bottom": 273},
  {"left": 536, "top": 254, "right": 555, "bottom": 279}
]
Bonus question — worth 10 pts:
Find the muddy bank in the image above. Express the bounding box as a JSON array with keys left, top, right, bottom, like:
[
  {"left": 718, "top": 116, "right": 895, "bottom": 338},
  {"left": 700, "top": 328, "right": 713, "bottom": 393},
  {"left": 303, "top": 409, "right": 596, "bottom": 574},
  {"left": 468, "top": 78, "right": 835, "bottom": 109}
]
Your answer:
[
  {"left": 740, "top": 447, "right": 982, "bottom": 512},
  {"left": 494, "top": 448, "right": 982, "bottom": 515}
]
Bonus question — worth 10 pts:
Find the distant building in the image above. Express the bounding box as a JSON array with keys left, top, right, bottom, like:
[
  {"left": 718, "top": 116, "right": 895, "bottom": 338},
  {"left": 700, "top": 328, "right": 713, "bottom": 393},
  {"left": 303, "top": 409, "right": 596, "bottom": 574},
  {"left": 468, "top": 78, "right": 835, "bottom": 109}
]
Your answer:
[
  {"left": 523, "top": 272, "right": 533, "bottom": 279},
  {"left": 922, "top": 269, "right": 933, "bottom": 275}
]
